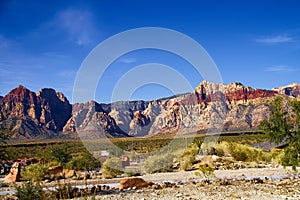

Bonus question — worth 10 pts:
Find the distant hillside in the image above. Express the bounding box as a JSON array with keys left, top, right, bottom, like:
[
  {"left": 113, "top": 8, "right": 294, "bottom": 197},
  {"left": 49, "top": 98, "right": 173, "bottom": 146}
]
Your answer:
[{"left": 0, "top": 81, "right": 299, "bottom": 141}]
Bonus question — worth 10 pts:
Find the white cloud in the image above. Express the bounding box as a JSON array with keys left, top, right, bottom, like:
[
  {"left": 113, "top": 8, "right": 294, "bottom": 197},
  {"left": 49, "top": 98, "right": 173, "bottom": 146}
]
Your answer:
[
  {"left": 264, "top": 65, "right": 298, "bottom": 72},
  {"left": 255, "top": 35, "right": 294, "bottom": 44},
  {"left": 53, "top": 8, "right": 98, "bottom": 46}
]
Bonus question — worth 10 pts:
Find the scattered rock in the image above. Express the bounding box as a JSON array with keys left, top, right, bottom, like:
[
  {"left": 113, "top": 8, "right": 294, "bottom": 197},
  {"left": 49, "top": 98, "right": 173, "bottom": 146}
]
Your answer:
[{"left": 119, "top": 178, "right": 153, "bottom": 189}]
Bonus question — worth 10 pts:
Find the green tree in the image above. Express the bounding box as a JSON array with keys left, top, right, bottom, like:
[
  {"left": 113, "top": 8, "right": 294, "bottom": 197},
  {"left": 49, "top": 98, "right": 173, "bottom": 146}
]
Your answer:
[
  {"left": 22, "top": 163, "right": 50, "bottom": 182},
  {"left": 66, "top": 152, "right": 100, "bottom": 171},
  {"left": 259, "top": 97, "right": 300, "bottom": 170},
  {"left": 50, "top": 144, "right": 71, "bottom": 165}
]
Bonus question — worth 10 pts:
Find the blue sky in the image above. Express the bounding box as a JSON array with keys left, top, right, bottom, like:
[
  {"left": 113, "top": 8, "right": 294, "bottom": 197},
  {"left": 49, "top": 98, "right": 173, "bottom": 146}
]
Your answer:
[{"left": 0, "top": 0, "right": 299, "bottom": 103}]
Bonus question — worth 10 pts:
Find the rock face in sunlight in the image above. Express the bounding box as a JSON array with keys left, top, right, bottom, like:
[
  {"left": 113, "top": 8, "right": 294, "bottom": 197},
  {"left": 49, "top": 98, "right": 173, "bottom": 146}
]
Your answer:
[
  {"left": 273, "top": 83, "right": 300, "bottom": 98},
  {"left": 63, "top": 100, "right": 128, "bottom": 138},
  {"left": 0, "top": 81, "right": 299, "bottom": 140},
  {"left": 4, "top": 162, "right": 21, "bottom": 183},
  {"left": 0, "top": 85, "right": 72, "bottom": 140},
  {"left": 64, "top": 81, "right": 295, "bottom": 138}
]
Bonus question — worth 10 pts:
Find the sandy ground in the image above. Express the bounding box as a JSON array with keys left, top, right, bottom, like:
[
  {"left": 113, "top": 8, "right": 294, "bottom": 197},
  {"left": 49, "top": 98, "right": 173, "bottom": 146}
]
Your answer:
[
  {"left": 94, "top": 177, "right": 300, "bottom": 200},
  {"left": 90, "top": 167, "right": 300, "bottom": 200},
  {"left": 1, "top": 167, "right": 300, "bottom": 199},
  {"left": 141, "top": 166, "right": 299, "bottom": 183}
]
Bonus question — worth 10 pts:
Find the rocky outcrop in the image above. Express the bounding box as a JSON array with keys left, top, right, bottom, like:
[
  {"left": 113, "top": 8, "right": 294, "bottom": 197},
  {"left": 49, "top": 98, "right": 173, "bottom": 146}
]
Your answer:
[
  {"left": 1, "top": 81, "right": 299, "bottom": 140},
  {"left": 4, "top": 162, "right": 21, "bottom": 183},
  {"left": 0, "top": 86, "right": 72, "bottom": 140},
  {"left": 64, "top": 101, "right": 128, "bottom": 138},
  {"left": 63, "top": 81, "right": 298, "bottom": 137},
  {"left": 36, "top": 88, "right": 72, "bottom": 131},
  {"left": 273, "top": 83, "right": 300, "bottom": 98},
  {"left": 194, "top": 81, "right": 277, "bottom": 104}
]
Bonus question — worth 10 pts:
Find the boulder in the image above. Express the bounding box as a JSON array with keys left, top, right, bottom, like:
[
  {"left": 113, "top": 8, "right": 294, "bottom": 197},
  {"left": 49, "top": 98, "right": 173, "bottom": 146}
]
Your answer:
[
  {"left": 4, "top": 162, "right": 21, "bottom": 183},
  {"left": 119, "top": 178, "right": 153, "bottom": 189},
  {"left": 49, "top": 165, "right": 63, "bottom": 174},
  {"left": 62, "top": 169, "right": 76, "bottom": 178}
]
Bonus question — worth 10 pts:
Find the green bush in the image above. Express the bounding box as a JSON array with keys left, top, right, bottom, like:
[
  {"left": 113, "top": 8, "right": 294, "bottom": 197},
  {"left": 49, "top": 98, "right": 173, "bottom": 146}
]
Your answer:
[
  {"left": 143, "top": 153, "right": 175, "bottom": 174},
  {"left": 50, "top": 144, "right": 71, "bottom": 165},
  {"left": 231, "top": 147, "right": 248, "bottom": 161},
  {"left": 22, "top": 163, "right": 50, "bottom": 182},
  {"left": 227, "top": 142, "right": 271, "bottom": 162},
  {"left": 66, "top": 153, "right": 100, "bottom": 171},
  {"left": 101, "top": 157, "right": 122, "bottom": 178},
  {"left": 213, "top": 141, "right": 282, "bottom": 163}
]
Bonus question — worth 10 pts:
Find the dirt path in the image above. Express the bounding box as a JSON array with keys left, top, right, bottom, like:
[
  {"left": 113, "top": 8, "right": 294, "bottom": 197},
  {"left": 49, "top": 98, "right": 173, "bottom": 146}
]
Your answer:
[{"left": 140, "top": 166, "right": 299, "bottom": 183}]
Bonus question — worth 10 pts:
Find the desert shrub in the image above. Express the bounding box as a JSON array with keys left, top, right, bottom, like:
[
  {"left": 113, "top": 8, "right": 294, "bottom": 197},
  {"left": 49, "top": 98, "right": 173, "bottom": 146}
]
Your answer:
[
  {"left": 47, "top": 160, "right": 61, "bottom": 167},
  {"left": 213, "top": 141, "right": 281, "bottom": 163},
  {"left": 180, "top": 154, "right": 196, "bottom": 171},
  {"left": 231, "top": 147, "right": 248, "bottom": 161},
  {"left": 101, "top": 157, "right": 122, "bottom": 178},
  {"left": 22, "top": 163, "right": 50, "bottom": 182},
  {"left": 56, "top": 182, "right": 78, "bottom": 199},
  {"left": 227, "top": 142, "right": 275, "bottom": 162},
  {"left": 214, "top": 142, "right": 227, "bottom": 157},
  {"left": 194, "top": 164, "right": 215, "bottom": 181},
  {"left": 270, "top": 148, "right": 284, "bottom": 163},
  {"left": 179, "top": 144, "right": 198, "bottom": 171},
  {"left": 15, "top": 181, "right": 46, "bottom": 200},
  {"left": 215, "top": 147, "right": 225, "bottom": 157},
  {"left": 143, "top": 153, "right": 175, "bottom": 174},
  {"left": 200, "top": 142, "right": 222, "bottom": 155},
  {"left": 185, "top": 143, "right": 199, "bottom": 156}
]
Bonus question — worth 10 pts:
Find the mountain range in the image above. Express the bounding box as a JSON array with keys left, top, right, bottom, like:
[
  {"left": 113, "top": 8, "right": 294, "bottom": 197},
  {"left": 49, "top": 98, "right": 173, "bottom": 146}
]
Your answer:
[{"left": 0, "top": 81, "right": 299, "bottom": 141}]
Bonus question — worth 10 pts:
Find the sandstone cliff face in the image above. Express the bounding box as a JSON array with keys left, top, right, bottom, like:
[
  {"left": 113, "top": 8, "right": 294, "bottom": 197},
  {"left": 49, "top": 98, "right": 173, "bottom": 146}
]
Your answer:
[
  {"left": 0, "top": 86, "right": 71, "bottom": 139},
  {"left": 1, "top": 81, "right": 299, "bottom": 140},
  {"left": 146, "top": 81, "right": 277, "bottom": 135},
  {"left": 63, "top": 101, "right": 128, "bottom": 138},
  {"left": 64, "top": 81, "right": 284, "bottom": 138},
  {"left": 273, "top": 83, "right": 300, "bottom": 98}
]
